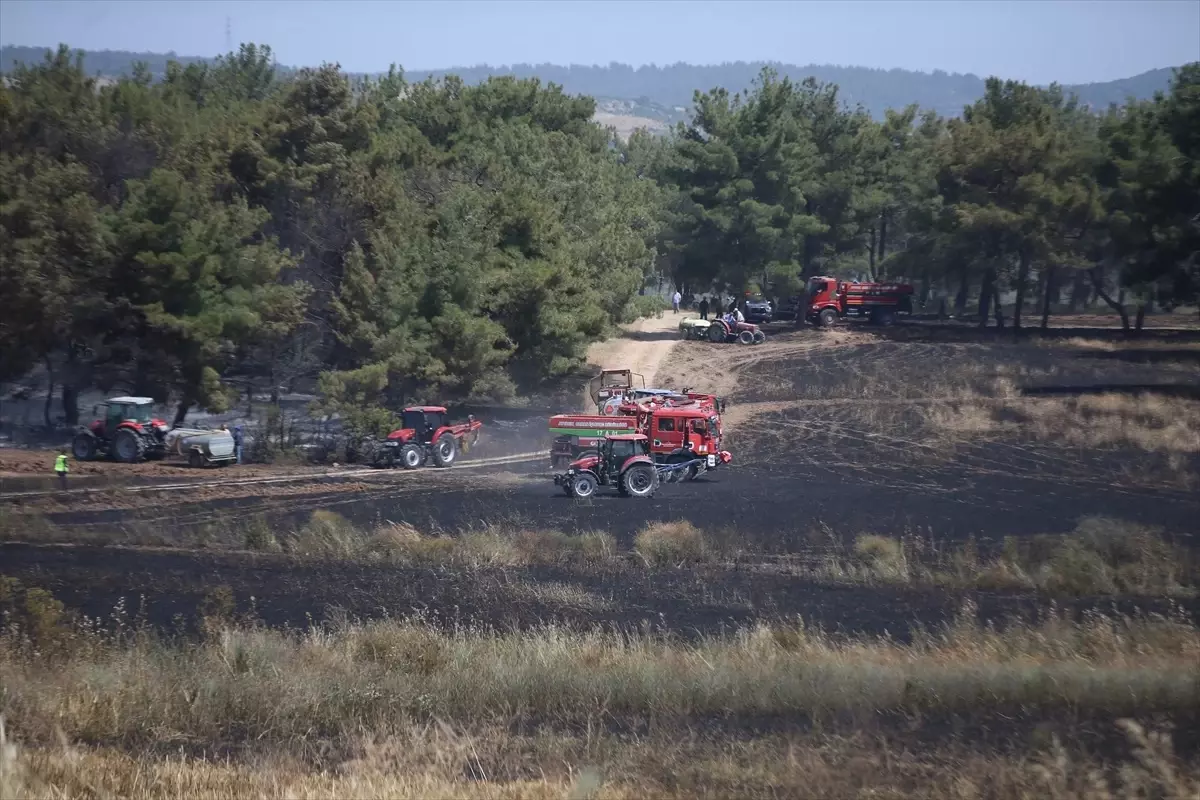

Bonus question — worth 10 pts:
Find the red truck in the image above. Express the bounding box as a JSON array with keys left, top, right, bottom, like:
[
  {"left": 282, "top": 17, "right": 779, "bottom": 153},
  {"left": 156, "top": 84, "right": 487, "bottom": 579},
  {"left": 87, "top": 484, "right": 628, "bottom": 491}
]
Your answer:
[
  {"left": 803, "top": 276, "right": 915, "bottom": 328},
  {"left": 549, "top": 398, "right": 730, "bottom": 479}
]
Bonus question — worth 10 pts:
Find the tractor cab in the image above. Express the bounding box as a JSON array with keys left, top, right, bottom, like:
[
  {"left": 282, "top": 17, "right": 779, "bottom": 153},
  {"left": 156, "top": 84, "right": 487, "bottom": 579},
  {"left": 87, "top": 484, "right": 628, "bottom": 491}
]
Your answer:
[
  {"left": 91, "top": 397, "right": 157, "bottom": 435},
  {"left": 601, "top": 433, "right": 652, "bottom": 466},
  {"left": 396, "top": 406, "right": 448, "bottom": 444}
]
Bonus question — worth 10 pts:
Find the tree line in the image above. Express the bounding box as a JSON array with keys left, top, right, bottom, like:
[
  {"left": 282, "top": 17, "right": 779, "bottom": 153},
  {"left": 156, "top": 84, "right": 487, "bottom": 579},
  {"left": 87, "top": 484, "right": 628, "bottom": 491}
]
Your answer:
[
  {"left": 638, "top": 64, "right": 1198, "bottom": 331},
  {"left": 2, "top": 45, "right": 1197, "bottom": 434},
  {"left": 1, "top": 45, "right": 1178, "bottom": 122},
  {"left": 1, "top": 45, "right": 661, "bottom": 434}
]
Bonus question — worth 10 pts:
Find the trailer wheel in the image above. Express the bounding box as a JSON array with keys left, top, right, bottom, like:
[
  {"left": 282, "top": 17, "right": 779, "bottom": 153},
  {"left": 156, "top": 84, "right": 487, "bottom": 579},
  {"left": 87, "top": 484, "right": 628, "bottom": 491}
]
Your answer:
[
  {"left": 188, "top": 450, "right": 204, "bottom": 469},
  {"left": 432, "top": 433, "right": 457, "bottom": 467},
  {"left": 622, "top": 463, "right": 658, "bottom": 498},
  {"left": 818, "top": 308, "right": 838, "bottom": 328},
  {"left": 400, "top": 443, "right": 424, "bottom": 469}
]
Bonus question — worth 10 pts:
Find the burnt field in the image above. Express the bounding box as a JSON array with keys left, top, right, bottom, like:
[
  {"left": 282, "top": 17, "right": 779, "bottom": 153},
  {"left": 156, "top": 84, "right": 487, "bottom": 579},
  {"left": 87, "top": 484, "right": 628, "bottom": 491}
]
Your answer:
[
  {"left": 2, "top": 326, "right": 1199, "bottom": 637},
  {"left": 4, "top": 325, "right": 1200, "bottom": 798}
]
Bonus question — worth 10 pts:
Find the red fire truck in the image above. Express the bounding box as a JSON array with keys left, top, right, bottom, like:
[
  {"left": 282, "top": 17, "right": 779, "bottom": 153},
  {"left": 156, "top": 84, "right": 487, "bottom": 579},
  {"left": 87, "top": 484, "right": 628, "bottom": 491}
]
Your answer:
[
  {"left": 549, "top": 399, "right": 730, "bottom": 478},
  {"left": 803, "top": 276, "right": 915, "bottom": 328}
]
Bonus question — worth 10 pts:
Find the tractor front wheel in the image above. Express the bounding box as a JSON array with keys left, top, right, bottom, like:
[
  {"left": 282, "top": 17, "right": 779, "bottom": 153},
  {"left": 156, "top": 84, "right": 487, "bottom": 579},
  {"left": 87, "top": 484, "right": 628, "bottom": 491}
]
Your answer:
[
  {"left": 72, "top": 433, "right": 98, "bottom": 461},
  {"left": 400, "top": 444, "right": 424, "bottom": 469},
  {"left": 753, "top": 329, "right": 767, "bottom": 344},
  {"left": 621, "top": 463, "right": 658, "bottom": 498},
  {"left": 112, "top": 429, "right": 146, "bottom": 463},
  {"left": 570, "top": 472, "right": 598, "bottom": 499},
  {"left": 737, "top": 330, "right": 755, "bottom": 345},
  {"left": 432, "top": 433, "right": 457, "bottom": 467}
]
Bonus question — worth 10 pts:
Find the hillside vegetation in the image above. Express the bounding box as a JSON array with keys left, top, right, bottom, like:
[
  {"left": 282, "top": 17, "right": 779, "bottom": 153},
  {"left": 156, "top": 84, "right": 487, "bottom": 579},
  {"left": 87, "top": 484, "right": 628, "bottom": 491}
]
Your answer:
[
  {"left": 0, "top": 45, "right": 1179, "bottom": 120},
  {"left": 1, "top": 43, "right": 1197, "bottom": 446}
]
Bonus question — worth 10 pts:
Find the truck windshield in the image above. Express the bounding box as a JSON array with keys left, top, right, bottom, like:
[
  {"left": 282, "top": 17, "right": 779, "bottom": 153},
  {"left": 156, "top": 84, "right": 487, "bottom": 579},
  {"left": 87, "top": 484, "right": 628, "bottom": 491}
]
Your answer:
[{"left": 806, "top": 278, "right": 827, "bottom": 299}]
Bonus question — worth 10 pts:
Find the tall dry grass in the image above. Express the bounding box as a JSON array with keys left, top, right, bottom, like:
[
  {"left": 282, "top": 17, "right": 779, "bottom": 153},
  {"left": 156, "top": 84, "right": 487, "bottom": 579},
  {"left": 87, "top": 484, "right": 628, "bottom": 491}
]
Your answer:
[{"left": 3, "top": 716, "right": 1197, "bottom": 799}]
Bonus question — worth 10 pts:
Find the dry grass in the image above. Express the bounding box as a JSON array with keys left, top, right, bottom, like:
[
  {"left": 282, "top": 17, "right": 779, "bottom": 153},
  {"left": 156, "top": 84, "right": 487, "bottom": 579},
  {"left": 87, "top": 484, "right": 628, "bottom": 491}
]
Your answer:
[
  {"left": 826, "top": 518, "right": 1197, "bottom": 596},
  {"left": 633, "top": 520, "right": 712, "bottom": 566},
  {"left": 3, "top": 717, "right": 1198, "bottom": 799},
  {"left": 1, "top": 590, "right": 1199, "bottom": 798},
  {"left": 2, "top": 593, "right": 1198, "bottom": 751}
]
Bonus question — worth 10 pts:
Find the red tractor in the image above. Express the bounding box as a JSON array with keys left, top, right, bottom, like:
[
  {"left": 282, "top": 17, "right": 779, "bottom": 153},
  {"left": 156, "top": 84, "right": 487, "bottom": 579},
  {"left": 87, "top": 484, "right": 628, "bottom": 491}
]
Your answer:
[
  {"left": 554, "top": 434, "right": 661, "bottom": 499},
  {"left": 374, "top": 406, "right": 482, "bottom": 469},
  {"left": 803, "top": 276, "right": 914, "bottom": 328},
  {"left": 72, "top": 397, "right": 170, "bottom": 463},
  {"left": 707, "top": 315, "right": 767, "bottom": 344}
]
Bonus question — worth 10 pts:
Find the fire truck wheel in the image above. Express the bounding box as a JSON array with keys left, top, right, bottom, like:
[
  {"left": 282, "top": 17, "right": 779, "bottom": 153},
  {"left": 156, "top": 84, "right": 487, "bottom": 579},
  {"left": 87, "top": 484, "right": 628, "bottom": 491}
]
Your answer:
[
  {"left": 818, "top": 308, "right": 838, "bottom": 328},
  {"left": 400, "top": 444, "right": 424, "bottom": 469},
  {"left": 875, "top": 310, "right": 897, "bottom": 327}
]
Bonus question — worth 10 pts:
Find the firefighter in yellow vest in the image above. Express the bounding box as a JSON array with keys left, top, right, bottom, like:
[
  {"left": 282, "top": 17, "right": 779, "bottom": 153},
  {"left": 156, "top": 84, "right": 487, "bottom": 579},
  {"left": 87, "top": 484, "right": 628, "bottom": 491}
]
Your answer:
[{"left": 54, "top": 450, "right": 69, "bottom": 490}]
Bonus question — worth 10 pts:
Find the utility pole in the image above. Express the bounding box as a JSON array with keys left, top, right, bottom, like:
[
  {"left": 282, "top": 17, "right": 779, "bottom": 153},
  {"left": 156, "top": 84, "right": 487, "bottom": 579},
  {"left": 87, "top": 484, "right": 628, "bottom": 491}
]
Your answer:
[{"left": 225, "top": 17, "right": 233, "bottom": 53}]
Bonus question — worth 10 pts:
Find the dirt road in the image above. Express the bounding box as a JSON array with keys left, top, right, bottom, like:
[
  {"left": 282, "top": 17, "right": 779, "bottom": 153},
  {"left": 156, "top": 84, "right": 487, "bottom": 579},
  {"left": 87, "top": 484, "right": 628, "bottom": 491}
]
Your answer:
[{"left": 578, "top": 311, "right": 683, "bottom": 409}]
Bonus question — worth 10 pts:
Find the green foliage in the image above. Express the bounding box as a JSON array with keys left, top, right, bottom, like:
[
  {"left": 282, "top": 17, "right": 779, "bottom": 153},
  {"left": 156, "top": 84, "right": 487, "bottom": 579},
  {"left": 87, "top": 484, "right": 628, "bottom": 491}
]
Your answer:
[
  {"left": 2, "top": 45, "right": 658, "bottom": 419},
  {"left": 3, "top": 42, "right": 1197, "bottom": 418}
]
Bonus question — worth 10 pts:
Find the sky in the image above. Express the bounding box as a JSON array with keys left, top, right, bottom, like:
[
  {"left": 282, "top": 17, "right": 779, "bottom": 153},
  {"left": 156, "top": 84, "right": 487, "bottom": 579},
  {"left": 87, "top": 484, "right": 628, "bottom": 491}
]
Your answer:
[{"left": 2, "top": 0, "right": 1198, "bottom": 84}]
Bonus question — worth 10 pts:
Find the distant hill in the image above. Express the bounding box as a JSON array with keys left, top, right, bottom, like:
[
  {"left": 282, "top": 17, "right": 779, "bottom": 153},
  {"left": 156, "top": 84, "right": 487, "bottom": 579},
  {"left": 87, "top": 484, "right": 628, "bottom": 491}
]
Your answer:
[{"left": 1, "top": 44, "right": 1182, "bottom": 123}]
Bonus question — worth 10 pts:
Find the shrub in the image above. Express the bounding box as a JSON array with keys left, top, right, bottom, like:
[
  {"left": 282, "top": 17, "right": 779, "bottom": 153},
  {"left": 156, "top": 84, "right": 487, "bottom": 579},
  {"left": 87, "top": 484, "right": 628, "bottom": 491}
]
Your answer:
[
  {"left": 292, "top": 511, "right": 365, "bottom": 559},
  {"left": 634, "top": 521, "right": 710, "bottom": 566},
  {"left": 854, "top": 534, "right": 911, "bottom": 582}
]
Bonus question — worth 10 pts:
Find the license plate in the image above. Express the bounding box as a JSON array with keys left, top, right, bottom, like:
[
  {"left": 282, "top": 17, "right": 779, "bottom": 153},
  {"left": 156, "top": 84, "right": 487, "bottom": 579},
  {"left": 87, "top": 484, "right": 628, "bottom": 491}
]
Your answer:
[{"left": 706, "top": 455, "right": 716, "bottom": 467}]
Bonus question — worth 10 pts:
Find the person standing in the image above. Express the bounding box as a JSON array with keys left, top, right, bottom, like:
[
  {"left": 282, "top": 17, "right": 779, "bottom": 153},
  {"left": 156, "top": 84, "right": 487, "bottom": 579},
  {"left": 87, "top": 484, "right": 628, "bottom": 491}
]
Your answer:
[
  {"left": 698, "top": 297, "right": 710, "bottom": 320},
  {"left": 54, "top": 450, "right": 69, "bottom": 490},
  {"left": 672, "top": 290, "right": 682, "bottom": 314},
  {"left": 232, "top": 425, "right": 244, "bottom": 465}
]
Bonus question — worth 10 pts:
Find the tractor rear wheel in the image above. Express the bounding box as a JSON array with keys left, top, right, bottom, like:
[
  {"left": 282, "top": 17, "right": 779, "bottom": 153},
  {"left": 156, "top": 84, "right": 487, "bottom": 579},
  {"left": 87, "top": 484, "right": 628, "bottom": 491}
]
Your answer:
[
  {"left": 570, "top": 472, "right": 598, "bottom": 499},
  {"left": 72, "top": 433, "right": 97, "bottom": 461},
  {"left": 400, "top": 444, "right": 424, "bottom": 469},
  {"left": 432, "top": 433, "right": 457, "bottom": 467},
  {"left": 112, "top": 429, "right": 146, "bottom": 463},
  {"left": 621, "top": 463, "right": 658, "bottom": 498},
  {"left": 707, "top": 322, "right": 727, "bottom": 343}
]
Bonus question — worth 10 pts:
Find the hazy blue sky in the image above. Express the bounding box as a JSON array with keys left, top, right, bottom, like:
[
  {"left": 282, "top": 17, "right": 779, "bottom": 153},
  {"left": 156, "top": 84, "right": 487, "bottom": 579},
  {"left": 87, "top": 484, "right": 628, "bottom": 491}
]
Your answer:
[{"left": 2, "top": 0, "right": 1197, "bottom": 84}]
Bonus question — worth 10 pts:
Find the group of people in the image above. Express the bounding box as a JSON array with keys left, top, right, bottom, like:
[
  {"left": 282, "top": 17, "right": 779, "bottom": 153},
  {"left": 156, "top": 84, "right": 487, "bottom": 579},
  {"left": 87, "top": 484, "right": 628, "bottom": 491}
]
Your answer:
[{"left": 691, "top": 296, "right": 744, "bottom": 323}]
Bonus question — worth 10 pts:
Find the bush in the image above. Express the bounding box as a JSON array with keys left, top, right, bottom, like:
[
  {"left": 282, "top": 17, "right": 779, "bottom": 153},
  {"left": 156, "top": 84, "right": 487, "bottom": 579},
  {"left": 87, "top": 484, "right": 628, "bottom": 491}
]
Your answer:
[
  {"left": 621, "top": 294, "right": 667, "bottom": 323},
  {"left": 854, "top": 534, "right": 911, "bottom": 582},
  {"left": 292, "top": 511, "right": 366, "bottom": 559},
  {"left": 635, "top": 521, "right": 710, "bottom": 566}
]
